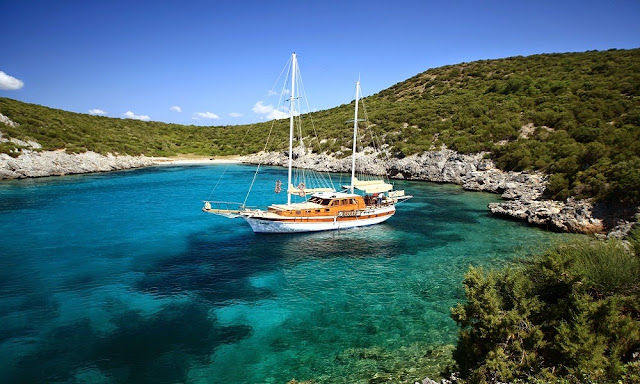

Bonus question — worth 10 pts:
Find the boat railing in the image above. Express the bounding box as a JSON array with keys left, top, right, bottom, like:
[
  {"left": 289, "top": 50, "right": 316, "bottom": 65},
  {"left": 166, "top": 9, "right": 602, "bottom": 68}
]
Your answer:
[{"left": 202, "top": 201, "right": 247, "bottom": 218}]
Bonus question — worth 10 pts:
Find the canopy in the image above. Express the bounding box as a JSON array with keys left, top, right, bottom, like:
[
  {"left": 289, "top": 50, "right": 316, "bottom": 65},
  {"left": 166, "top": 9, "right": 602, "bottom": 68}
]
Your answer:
[
  {"left": 345, "top": 178, "right": 394, "bottom": 194},
  {"left": 288, "top": 184, "right": 334, "bottom": 195}
]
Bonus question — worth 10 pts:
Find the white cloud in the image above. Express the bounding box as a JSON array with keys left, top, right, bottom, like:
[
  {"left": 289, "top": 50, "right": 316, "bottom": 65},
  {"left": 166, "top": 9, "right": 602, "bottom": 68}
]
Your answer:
[
  {"left": 252, "top": 101, "right": 272, "bottom": 115},
  {"left": 192, "top": 112, "right": 220, "bottom": 120},
  {"left": 0, "top": 71, "right": 24, "bottom": 90},
  {"left": 170, "top": 105, "right": 182, "bottom": 112},
  {"left": 267, "top": 89, "right": 289, "bottom": 97},
  {"left": 123, "top": 110, "right": 150, "bottom": 121},
  {"left": 229, "top": 112, "right": 243, "bottom": 118},
  {"left": 88, "top": 108, "right": 107, "bottom": 116},
  {"left": 252, "top": 101, "right": 289, "bottom": 120}
]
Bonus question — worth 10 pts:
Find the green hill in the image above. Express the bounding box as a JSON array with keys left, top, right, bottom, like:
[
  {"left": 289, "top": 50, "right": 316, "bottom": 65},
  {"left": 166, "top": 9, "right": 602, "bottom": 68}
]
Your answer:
[{"left": 1, "top": 48, "right": 639, "bottom": 204}]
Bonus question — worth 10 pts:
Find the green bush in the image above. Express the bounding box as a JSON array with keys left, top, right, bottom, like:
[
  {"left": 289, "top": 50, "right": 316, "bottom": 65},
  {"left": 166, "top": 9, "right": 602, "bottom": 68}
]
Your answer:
[{"left": 450, "top": 238, "right": 640, "bottom": 383}]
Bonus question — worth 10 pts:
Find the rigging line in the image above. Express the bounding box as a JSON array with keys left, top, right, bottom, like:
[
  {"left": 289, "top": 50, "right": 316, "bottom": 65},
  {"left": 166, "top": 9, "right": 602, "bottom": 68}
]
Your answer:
[
  {"left": 266, "top": 55, "right": 292, "bottom": 101},
  {"left": 242, "top": 118, "right": 278, "bottom": 207},
  {"left": 209, "top": 57, "right": 293, "bottom": 203},
  {"left": 360, "top": 92, "right": 393, "bottom": 183},
  {"left": 314, "top": 169, "right": 328, "bottom": 189},
  {"left": 207, "top": 165, "right": 228, "bottom": 201},
  {"left": 351, "top": 82, "right": 363, "bottom": 178},
  {"left": 207, "top": 123, "right": 260, "bottom": 201},
  {"left": 206, "top": 121, "right": 257, "bottom": 200},
  {"left": 243, "top": 57, "right": 294, "bottom": 207},
  {"left": 277, "top": 59, "right": 293, "bottom": 116},
  {"left": 293, "top": 69, "right": 308, "bottom": 189},
  {"left": 297, "top": 67, "right": 335, "bottom": 188},
  {"left": 310, "top": 170, "right": 320, "bottom": 189},
  {"left": 356, "top": 84, "right": 387, "bottom": 183}
]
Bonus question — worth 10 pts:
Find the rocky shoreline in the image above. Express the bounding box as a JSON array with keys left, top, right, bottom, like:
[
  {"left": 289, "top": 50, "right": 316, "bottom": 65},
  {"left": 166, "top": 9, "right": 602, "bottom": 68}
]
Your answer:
[
  {"left": 241, "top": 150, "right": 637, "bottom": 237},
  {"left": 0, "top": 150, "right": 155, "bottom": 179},
  {"left": 1, "top": 113, "right": 156, "bottom": 179},
  {"left": 0, "top": 141, "right": 635, "bottom": 236}
]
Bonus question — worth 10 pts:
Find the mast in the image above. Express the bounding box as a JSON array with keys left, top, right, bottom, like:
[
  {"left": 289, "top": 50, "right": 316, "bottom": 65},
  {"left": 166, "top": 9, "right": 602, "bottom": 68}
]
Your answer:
[
  {"left": 287, "top": 53, "right": 296, "bottom": 205},
  {"left": 350, "top": 81, "right": 360, "bottom": 194}
]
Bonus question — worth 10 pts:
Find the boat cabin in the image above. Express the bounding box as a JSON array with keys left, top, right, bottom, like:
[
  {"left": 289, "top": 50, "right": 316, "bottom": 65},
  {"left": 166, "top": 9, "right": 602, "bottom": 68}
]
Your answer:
[{"left": 268, "top": 192, "right": 367, "bottom": 217}]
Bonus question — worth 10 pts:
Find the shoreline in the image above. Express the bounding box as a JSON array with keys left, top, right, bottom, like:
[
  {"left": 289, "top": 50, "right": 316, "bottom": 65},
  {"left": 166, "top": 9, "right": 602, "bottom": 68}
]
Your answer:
[
  {"left": 1, "top": 149, "right": 636, "bottom": 237},
  {"left": 150, "top": 155, "right": 242, "bottom": 166},
  {"left": 240, "top": 150, "right": 638, "bottom": 237}
]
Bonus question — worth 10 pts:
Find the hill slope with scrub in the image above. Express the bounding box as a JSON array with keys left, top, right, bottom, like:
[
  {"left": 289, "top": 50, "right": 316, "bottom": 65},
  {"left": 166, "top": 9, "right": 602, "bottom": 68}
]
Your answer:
[{"left": 1, "top": 48, "right": 639, "bottom": 204}]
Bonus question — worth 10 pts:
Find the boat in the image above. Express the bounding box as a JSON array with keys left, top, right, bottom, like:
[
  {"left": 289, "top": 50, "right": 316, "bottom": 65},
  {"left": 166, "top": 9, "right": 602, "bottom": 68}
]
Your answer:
[{"left": 203, "top": 52, "right": 411, "bottom": 233}]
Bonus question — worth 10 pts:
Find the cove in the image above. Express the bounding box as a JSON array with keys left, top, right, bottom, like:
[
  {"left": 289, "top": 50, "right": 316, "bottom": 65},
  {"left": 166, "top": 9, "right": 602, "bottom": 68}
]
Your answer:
[{"left": 0, "top": 164, "right": 573, "bottom": 383}]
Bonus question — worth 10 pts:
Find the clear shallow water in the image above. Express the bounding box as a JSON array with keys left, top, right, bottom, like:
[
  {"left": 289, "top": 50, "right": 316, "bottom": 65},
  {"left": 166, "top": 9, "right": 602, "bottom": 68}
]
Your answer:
[{"left": 0, "top": 164, "right": 573, "bottom": 383}]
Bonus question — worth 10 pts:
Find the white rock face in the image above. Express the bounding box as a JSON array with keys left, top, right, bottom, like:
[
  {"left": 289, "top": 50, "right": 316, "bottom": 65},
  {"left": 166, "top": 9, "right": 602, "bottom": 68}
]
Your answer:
[
  {"left": 0, "top": 140, "right": 631, "bottom": 235},
  {"left": 1, "top": 113, "right": 41, "bottom": 149},
  {"left": 0, "top": 113, "right": 19, "bottom": 128},
  {"left": 0, "top": 150, "right": 154, "bottom": 179},
  {"left": 242, "top": 149, "right": 545, "bottom": 200},
  {"left": 240, "top": 149, "right": 617, "bottom": 234},
  {"left": 488, "top": 198, "right": 604, "bottom": 234}
]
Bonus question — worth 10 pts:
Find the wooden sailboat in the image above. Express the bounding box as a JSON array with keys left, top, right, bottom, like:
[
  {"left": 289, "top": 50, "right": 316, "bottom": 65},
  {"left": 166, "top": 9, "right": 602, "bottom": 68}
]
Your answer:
[{"left": 203, "top": 53, "right": 411, "bottom": 233}]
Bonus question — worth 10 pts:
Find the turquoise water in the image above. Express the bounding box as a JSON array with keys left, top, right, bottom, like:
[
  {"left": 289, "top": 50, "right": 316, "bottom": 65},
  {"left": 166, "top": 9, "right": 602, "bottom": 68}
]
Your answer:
[{"left": 0, "top": 164, "right": 571, "bottom": 383}]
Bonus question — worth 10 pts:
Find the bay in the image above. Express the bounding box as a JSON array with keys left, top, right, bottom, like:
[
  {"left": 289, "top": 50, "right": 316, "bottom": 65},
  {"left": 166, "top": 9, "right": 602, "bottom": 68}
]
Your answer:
[{"left": 0, "top": 164, "right": 571, "bottom": 383}]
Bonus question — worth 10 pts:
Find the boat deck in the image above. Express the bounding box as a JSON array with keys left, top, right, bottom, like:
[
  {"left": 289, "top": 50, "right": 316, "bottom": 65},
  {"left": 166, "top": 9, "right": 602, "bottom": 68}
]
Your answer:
[{"left": 269, "top": 202, "right": 324, "bottom": 211}]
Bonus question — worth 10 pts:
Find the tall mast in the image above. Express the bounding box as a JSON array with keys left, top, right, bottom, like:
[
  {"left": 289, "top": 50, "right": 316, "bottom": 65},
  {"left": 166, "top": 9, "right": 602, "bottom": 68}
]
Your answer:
[
  {"left": 350, "top": 81, "right": 360, "bottom": 194},
  {"left": 287, "top": 53, "right": 296, "bottom": 205}
]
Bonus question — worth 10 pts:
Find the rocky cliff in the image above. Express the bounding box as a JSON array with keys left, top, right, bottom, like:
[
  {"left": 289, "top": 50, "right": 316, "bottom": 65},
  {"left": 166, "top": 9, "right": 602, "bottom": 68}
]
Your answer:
[
  {"left": 242, "top": 150, "right": 636, "bottom": 236},
  {"left": 0, "top": 150, "right": 155, "bottom": 179},
  {"left": 1, "top": 104, "right": 634, "bottom": 236},
  {"left": 1, "top": 113, "right": 154, "bottom": 178}
]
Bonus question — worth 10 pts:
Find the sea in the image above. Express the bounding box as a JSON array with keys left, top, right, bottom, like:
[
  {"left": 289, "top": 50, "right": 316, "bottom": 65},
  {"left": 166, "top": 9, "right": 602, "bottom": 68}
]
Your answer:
[{"left": 0, "top": 164, "right": 572, "bottom": 383}]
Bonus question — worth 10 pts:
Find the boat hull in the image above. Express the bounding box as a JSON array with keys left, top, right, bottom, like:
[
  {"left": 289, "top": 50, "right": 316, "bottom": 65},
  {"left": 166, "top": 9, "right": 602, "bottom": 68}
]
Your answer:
[{"left": 241, "top": 206, "right": 395, "bottom": 233}]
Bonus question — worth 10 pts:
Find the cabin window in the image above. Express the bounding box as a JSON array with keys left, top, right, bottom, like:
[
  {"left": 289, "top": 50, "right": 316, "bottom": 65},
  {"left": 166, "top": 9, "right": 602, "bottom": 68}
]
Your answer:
[
  {"left": 296, "top": 211, "right": 301, "bottom": 214},
  {"left": 350, "top": 199, "right": 356, "bottom": 204},
  {"left": 315, "top": 209, "right": 320, "bottom": 212},
  {"left": 325, "top": 209, "right": 330, "bottom": 212}
]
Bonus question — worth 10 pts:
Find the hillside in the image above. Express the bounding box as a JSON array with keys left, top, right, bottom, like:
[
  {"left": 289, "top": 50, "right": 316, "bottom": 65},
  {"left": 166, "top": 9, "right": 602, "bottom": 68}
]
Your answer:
[{"left": 1, "top": 48, "right": 639, "bottom": 204}]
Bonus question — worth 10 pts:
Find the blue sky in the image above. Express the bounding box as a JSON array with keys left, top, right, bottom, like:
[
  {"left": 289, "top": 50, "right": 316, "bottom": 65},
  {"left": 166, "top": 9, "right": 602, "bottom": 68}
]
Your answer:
[{"left": 1, "top": 0, "right": 639, "bottom": 126}]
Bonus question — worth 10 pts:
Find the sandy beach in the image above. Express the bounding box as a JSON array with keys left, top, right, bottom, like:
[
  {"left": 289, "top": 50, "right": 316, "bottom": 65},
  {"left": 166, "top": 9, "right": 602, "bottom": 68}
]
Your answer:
[{"left": 150, "top": 155, "right": 243, "bottom": 165}]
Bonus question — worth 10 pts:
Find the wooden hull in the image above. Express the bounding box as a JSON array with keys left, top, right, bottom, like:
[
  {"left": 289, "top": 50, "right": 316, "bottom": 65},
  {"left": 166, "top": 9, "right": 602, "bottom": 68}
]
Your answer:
[{"left": 241, "top": 206, "right": 395, "bottom": 233}]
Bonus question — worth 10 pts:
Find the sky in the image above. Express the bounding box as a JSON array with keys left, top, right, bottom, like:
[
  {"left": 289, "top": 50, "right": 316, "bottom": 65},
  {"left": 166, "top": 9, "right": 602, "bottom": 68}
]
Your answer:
[{"left": 1, "top": 0, "right": 639, "bottom": 126}]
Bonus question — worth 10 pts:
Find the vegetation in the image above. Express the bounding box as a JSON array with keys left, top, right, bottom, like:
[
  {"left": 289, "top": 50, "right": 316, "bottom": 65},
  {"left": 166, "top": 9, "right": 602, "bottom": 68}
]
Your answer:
[
  {"left": 449, "top": 228, "right": 640, "bottom": 383},
  {"left": 2, "top": 48, "right": 639, "bottom": 383},
  {"left": 0, "top": 100, "right": 277, "bottom": 157},
  {"left": 1, "top": 48, "right": 639, "bottom": 204}
]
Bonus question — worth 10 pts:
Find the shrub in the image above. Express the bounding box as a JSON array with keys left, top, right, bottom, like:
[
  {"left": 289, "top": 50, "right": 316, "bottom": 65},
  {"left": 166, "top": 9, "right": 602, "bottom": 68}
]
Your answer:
[{"left": 450, "top": 239, "right": 640, "bottom": 383}]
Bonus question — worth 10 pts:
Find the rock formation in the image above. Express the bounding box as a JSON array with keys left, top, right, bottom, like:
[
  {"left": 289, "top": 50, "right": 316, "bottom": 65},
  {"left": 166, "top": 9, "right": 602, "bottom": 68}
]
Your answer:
[
  {"left": 241, "top": 149, "right": 636, "bottom": 236},
  {"left": 1, "top": 113, "right": 154, "bottom": 178},
  {"left": 0, "top": 150, "right": 154, "bottom": 179},
  {"left": 0, "top": 115, "right": 634, "bottom": 236}
]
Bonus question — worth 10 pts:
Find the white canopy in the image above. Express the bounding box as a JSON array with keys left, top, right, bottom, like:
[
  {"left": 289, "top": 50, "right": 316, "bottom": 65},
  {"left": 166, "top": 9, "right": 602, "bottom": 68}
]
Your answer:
[
  {"left": 288, "top": 184, "right": 334, "bottom": 195},
  {"left": 344, "top": 178, "right": 394, "bottom": 194}
]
